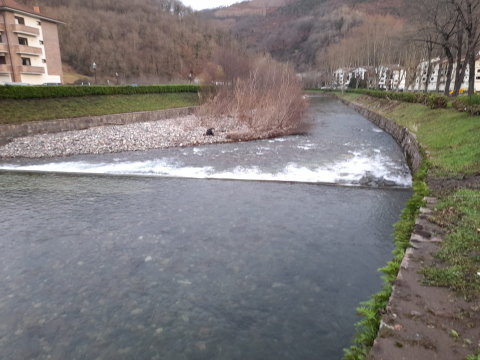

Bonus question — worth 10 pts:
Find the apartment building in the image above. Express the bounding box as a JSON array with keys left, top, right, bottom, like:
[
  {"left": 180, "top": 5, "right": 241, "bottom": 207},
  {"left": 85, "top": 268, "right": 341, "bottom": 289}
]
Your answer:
[
  {"left": 410, "top": 55, "right": 480, "bottom": 93},
  {"left": 0, "top": 0, "right": 64, "bottom": 85}
]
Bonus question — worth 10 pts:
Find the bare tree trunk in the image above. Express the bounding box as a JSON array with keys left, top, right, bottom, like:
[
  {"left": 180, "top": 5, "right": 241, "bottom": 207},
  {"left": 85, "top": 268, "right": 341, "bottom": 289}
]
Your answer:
[
  {"left": 424, "top": 42, "right": 434, "bottom": 94},
  {"left": 436, "top": 64, "right": 442, "bottom": 92},
  {"left": 467, "top": 36, "right": 476, "bottom": 96},
  {"left": 453, "top": 29, "right": 465, "bottom": 96},
  {"left": 444, "top": 46, "right": 455, "bottom": 96}
]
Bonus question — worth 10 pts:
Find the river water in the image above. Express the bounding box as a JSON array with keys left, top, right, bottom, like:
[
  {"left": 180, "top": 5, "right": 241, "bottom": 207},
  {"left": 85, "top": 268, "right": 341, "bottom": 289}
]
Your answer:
[{"left": 0, "top": 97, "right": 412, "bottom": 359}]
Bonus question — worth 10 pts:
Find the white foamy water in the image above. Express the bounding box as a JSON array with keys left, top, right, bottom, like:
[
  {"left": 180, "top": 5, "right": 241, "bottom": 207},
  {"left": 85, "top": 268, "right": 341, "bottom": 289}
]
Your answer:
[{"left": 0, "top": 153, "right": 412, "bottom": 187}]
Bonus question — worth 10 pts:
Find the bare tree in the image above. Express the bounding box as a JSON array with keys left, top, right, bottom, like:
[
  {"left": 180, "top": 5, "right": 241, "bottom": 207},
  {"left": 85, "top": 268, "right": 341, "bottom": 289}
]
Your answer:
[{"left": 449, "top": 0, "right": 480, "bottom": 95}]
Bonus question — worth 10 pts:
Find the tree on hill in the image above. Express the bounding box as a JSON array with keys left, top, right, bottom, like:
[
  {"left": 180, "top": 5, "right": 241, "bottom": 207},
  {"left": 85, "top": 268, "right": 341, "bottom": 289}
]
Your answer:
[{"left": 17, "top": 0, "right": 237, "bottom": 81}]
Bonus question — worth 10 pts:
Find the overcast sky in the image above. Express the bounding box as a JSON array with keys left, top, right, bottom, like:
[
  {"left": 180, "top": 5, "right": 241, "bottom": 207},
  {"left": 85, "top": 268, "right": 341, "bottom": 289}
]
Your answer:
[{"left": 182, "top": 0, "right": 242, "bottom": 10}]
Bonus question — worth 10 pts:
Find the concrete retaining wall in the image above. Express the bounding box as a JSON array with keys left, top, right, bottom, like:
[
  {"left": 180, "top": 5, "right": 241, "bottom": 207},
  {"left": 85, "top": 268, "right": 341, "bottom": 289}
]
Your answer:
[
  {"left": 336, "top": 96, "right": 423, "bottom": 174},
  {"left": 0, "top": 106, "right": 197, "bottom": 146}
]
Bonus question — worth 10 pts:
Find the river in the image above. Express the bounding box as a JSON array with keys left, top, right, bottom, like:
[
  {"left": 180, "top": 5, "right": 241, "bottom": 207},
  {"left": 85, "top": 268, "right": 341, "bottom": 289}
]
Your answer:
[{"left": 0, "top": 96, "right": 412, "bottom": 359}]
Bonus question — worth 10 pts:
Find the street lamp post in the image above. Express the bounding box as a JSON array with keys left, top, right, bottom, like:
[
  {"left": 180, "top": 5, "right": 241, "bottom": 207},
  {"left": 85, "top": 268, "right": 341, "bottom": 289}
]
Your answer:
[
  {"left": 92, "top": 62, "right": 97, "bottom": 85},
  {"left": 116, "top": 72, "right": 119, "bottom": 85}
]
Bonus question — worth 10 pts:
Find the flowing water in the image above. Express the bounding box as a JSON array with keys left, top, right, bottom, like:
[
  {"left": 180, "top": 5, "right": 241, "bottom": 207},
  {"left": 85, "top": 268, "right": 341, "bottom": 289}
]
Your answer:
[{"left": 0, "top": 97, "right": 412, "bottom": 359}]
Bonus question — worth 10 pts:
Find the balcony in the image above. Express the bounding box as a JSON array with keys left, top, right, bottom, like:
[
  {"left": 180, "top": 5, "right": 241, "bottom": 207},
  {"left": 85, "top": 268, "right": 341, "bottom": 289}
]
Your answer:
[
  {"left": 14, "top": 45, "right": 42, "bottom": 56},
  {"left": 17, "top": 65, "right": 44, "bottom": 75},
  {"left": 0, "top": 65, "right": 12, "bottom": 74},
  {"left": 0, "top": 43, "right": 8, "bottom": 54},
  {"left": 10, "top": 24, "right": 40, "bottom": 37},
  {"left": 0, "top": 24, "right": 5, "bottom": 32}
]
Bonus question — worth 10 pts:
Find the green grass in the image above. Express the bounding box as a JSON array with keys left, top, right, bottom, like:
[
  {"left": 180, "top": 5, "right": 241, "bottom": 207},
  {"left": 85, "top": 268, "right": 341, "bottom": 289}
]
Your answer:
[
  {"left": 340, "top": 93, "right": 480, "bottom": 177},
  {"left": 0, "top": 93, "right": 199, "bottom": 124},
  {"left": 467, "top": 349, "right": 480, "bottom": 360},
  {"left": 420, "top": 189, "right": 480, "bottom": 300}
]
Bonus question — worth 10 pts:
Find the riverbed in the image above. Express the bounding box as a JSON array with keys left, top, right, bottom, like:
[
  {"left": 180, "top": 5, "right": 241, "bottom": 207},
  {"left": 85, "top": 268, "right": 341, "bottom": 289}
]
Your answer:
[{"left": 0, "top": 97, "right": 412, "bottom": 359}]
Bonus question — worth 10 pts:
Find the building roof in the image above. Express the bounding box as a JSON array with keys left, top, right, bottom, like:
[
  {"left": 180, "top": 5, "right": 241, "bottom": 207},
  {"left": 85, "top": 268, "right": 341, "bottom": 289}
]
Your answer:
[{"left": 0, "top": 0, "right": 64, "bottom": 24}]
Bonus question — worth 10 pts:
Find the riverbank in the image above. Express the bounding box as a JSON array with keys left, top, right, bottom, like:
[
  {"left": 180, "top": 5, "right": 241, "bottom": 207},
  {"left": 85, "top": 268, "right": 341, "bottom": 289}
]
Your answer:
[
  {"left": 333, "top": 92, "right": 480, "bottom": 360},
  {"left": 0, "top": 114, "right": 246, "bottom": 159},
  {"left": 0, "top": 92, "right": 199, "bottom": 125}
]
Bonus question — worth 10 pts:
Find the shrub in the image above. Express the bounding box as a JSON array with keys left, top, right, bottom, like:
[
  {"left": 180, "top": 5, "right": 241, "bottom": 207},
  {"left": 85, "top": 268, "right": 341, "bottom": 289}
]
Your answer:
[
  {"left": 426, "top": 93, "right": 448, "bottom": 109},
  {"left": 466, "top": 93, "right": 480, "bottom": 105},
  {"left": 198, "top": 56, "right": 308, "bottom": 139},
  {"left": 415, "top": 93, "right": 427, "bottom": 105},
  {"left": 452, "top": 97, "right": 480, "bottom": 115},
  {"left": 452, "top": 98, "right": 467, "bottom": 112},
  {"left": 0, "top": 84, "right": 201, "bottom": 100},
  {"left": 345, "top": 89, "right": 449, "bottom": 108}
]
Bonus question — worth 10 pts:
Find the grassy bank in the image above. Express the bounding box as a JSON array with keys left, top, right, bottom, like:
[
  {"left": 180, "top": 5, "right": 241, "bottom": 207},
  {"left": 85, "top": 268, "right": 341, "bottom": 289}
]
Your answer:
[
  {"left": 338, "top": 93, "right": 480, "bottom": 178},
  {"left": 331, "top": 92, "right": 480, "bottom": 359},
  {"left": 0, "top": 93, "right": 199, "bottom": 124}
]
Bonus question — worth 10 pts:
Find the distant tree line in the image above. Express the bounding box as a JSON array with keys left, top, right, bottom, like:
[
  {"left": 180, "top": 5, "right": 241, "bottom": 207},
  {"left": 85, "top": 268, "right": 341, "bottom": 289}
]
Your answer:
[{"left": 316, "top": 0, "right": 480, "bottom": 97}]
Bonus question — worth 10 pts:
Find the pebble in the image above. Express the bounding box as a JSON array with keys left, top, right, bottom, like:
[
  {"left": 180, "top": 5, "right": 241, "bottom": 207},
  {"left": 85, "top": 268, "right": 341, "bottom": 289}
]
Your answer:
[
  {"left": 155, "top": 328, "right": 163, "bottom": 335},
  {"left": 130, "top": 309, "right": 143, "bottom": 315},
  {"left": 0, "top": 115, "right": 246, "bottom": 159},
  {"left": 145, "top": 256, "right": 152, "bottom": 262},
  {"left": 196, "top": 341, "right": 206, "bottom": 350}
]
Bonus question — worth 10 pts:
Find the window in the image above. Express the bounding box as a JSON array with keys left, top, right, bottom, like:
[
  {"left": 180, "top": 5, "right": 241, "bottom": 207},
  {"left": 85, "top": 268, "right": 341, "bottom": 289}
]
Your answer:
[
  {"left": 0, "top": 34, "right": 2, "bottom": 43},
  {"left": 36, "top": 21, "right": 41, "bottom": 26},
  {"left": 477, "top": 76, "right": 480, "bottom": 80},
  {"left": 22, "top": 58, "right": 31, "bottom": 66},
  {"left": 477, "top": 69, "right": 480, "bottom": 73},
  {"left": 0, "top": 56, "right": 6, "bottom": 65},
  {"left": 42, "top": 59, "right": 46, "bottom": 63},
  {"left": 15, "top": 16, "right": 25, "bottom": 25},
  {"left": 39, "top": 40, "right": 44, "bottom": 45},
  {"left": 18, "top": 37, "right": 28, "bottom": 46}
]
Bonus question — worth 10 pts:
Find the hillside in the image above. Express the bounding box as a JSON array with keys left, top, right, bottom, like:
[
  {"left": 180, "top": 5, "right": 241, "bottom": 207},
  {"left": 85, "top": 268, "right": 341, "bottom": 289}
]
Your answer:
[
  {"left": 204, "top": 0, "right": 404, "bottom": 69},
  {"left": 15, "top": 0, "right": 235, "bottom": 82}
]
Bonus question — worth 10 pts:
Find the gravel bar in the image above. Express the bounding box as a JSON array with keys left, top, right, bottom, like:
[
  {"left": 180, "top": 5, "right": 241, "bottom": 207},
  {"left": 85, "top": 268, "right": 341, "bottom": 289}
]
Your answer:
[{"left": 0, "top": 115, "right": 241, "bottom": 159}]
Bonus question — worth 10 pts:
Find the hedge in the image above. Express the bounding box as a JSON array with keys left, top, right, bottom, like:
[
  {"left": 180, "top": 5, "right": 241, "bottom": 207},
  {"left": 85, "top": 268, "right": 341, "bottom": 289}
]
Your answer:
[
  {"left": 323, "top": 89, "right": 448, "bottom": 110},
  {"left": 0, "top": 84, "right": 201, "bottom": 100}
]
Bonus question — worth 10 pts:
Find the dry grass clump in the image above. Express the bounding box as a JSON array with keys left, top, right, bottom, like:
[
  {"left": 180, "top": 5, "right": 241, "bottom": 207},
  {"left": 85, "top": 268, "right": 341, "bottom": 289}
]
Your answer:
[{"left": 197, "top": 57, "right": 308, "bottom": 140}]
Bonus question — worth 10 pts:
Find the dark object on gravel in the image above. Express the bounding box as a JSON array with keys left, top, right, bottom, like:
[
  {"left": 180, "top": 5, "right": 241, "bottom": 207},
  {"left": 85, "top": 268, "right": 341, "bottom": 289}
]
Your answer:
[{"left": 205, "top": 128, "right": 214, "bottom": 136}]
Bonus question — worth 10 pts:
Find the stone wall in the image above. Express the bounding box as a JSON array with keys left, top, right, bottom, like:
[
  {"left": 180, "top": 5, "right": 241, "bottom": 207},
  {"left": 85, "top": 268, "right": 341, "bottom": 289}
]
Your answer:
[
  {"left": 0, "top": 106, "right": 197, "bottom": 146},
  {"left": 337, "top": 96, "right": 423, "bottom": 174}
]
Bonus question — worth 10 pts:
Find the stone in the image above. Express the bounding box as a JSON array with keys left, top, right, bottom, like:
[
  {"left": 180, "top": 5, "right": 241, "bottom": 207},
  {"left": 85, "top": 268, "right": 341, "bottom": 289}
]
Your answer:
[
  {"left": 196, "top": 341, "right": 206, "bottom": 350},
  {"left": 155, "top": 328, "right": 163, "bottom": 335},
  {"left": 177, "top": 280, "right": 192, "bottom": 285},
  {"left": 199, "top": 327, "right": 211, "bottom": 336},
  {"left": 131, "top": 309, "right": 143, "bottom": 315},
  {"left": 145, "top": 256, "right": 152, "bottom": 262}
]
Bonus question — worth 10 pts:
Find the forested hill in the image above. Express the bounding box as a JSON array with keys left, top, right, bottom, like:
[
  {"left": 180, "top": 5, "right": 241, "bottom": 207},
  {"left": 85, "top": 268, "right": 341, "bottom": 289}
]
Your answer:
[
  {"left": 16, "top": 0, "right": 234, "bottom": 81},
  {"left": 203, "top": 0, "right": 404, "bottom": 70}
]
